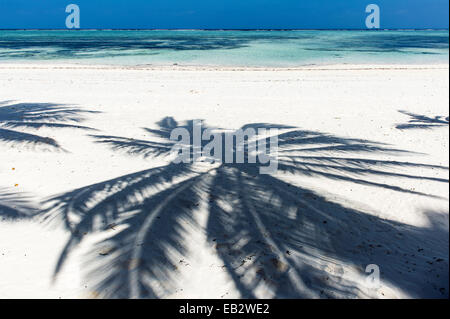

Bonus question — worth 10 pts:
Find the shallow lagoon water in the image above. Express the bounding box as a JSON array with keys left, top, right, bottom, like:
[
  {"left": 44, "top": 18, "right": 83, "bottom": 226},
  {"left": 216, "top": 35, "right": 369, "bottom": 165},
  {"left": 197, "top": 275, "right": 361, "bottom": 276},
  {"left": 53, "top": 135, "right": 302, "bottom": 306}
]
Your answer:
[{"left": 0, "top": 30, "right": 448, "bottom": 66}]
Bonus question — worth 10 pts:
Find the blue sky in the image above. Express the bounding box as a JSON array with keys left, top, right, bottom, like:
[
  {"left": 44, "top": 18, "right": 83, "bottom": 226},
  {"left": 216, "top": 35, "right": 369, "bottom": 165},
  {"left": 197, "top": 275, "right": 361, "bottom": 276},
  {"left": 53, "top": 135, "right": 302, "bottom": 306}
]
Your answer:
[{"left": 0, "top": 0, "right": 448, "bottom": 29}]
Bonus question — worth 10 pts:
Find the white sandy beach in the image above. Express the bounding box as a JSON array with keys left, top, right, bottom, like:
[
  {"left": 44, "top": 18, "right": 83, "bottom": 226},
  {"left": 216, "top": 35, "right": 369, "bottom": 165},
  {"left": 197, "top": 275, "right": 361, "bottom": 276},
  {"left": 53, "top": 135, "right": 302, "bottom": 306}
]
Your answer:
[{"left": 0, "top": 63, "right": 448, "bottom": 299}]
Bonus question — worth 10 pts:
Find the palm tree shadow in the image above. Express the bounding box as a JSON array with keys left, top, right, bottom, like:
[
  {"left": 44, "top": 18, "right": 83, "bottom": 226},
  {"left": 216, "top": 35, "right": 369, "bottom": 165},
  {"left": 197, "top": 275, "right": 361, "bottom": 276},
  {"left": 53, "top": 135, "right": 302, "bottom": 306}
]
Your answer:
[
  {"left": 0, "top": 188, "right": 38, "bottom": 221},
  {"left": 41, "top": 117, "right": 449, "bottom": 298},
  {"left": 207, "top": 169, "right": 448, "bottom": 298},
  {"left": 0, "top": 101, "right": 99, "bottom": 150},
  {"left": 396, "top": 110, "right": 449, "bottom": 130}
]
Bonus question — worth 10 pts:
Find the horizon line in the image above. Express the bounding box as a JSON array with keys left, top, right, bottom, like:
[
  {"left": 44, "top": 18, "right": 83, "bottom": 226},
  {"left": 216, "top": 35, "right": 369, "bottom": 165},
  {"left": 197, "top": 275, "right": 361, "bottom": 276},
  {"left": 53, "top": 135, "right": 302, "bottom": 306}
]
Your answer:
[{"left": 0, "top": 28, "right": 449, "bottom": 31}]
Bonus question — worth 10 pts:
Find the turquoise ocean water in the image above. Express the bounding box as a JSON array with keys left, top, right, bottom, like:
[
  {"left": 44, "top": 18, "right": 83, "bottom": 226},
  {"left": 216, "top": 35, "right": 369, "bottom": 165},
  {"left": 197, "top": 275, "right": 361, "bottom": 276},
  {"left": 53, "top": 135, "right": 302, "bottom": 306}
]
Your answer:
[{"left": 0, "top": 30, "right": 448, "bottom": 67}]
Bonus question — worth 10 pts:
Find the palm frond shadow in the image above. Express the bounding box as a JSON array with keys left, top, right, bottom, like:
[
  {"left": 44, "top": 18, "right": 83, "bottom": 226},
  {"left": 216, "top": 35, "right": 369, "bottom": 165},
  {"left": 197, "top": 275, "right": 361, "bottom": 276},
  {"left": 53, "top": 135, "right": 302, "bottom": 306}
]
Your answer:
[
  {"left": 42, "top": 117, "right": 449, "bottom": 298},
  {"left": 0, "top": 188, "right": 38, "bottom": 220},
  {"left": 0, "top": 101, "right": 99, "bottom": 150},
  {"left": 396, "top": 110, "right": 449, "bottom": 130}
]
